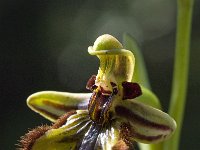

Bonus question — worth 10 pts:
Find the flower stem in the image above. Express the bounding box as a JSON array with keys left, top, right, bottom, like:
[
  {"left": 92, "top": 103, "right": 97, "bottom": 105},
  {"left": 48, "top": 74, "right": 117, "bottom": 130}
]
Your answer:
[{"left": 163, "top": 0, "right": 194, "bottom": 150}]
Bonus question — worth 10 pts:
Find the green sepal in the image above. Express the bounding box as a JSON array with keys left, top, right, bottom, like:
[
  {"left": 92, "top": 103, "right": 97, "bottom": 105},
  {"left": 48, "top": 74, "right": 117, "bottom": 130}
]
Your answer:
[
  {"left": 115, "top": 100, "right": 176, "bottom": 144},
  {"left": 27, "top": 91, "right": 91, "bottom": 122}
]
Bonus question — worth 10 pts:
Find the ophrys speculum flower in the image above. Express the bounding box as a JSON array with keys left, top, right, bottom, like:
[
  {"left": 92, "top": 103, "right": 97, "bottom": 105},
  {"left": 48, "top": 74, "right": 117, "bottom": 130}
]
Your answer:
[{"left": 19, "top": 34, "right": 176, "bottom": 150}]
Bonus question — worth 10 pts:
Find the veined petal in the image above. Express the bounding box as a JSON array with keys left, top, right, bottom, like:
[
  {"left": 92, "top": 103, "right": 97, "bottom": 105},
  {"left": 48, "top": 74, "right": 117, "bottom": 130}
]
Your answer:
[
  {"left": 31, "top": 110, "right": 92, "bottom": 150},
  {"left": 27, "top": 91, "right": 91, "bottom": 122},
  {"left": 114, "top": 100, "right": 176, "bottom": 144}
]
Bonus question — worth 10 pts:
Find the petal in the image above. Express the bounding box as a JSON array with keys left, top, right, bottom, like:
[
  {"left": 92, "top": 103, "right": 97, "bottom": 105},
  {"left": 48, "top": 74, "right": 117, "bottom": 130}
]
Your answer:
[
  {"left": 31, "top": 110, "right": 92, "bottom": 150},
  {"left": 122, "top": 82, "right": 142, "bottom": 100},
  {"left": 27, "top": 91, "right": 91, "bottom": 122},
  {"left": 114, "top": 100, "right": 176, "bottom": 144}
]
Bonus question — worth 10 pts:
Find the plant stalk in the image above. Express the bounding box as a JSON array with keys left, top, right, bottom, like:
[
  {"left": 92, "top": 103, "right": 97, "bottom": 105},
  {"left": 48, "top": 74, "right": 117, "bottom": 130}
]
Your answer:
[{"left": 163, "top": 0, "right": 194, "bottom": 150}]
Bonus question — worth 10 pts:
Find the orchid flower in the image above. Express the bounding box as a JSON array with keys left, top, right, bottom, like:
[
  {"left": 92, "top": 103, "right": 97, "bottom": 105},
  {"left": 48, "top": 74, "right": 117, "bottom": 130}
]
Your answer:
[{"left": 19, "top": 34, "right": 176, "bottom": 150}]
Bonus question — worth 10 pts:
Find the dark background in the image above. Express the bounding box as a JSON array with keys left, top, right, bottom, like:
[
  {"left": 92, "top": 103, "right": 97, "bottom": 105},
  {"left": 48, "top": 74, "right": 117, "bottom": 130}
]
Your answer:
[{"left": 0, "top": 0, "right": 200, "bottom": 149}]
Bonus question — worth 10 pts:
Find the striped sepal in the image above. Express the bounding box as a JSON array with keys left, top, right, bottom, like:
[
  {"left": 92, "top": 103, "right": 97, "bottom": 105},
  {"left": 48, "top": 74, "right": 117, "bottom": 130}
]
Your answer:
[
  {"left": 115, "top": 100, "right": 176, "bottom": 144},
  {"left": 31, "top": 110, "right": 92, "bottom": 150},
  {"left": 27, "top": 91, "right": 91, "bottom": 122}
]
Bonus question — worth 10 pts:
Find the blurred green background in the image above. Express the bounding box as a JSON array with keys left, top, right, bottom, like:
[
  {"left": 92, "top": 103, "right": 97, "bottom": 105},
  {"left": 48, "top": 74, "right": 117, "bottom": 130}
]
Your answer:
[{"left": 0, "top": 0, "right": 199, "bottom": 149}]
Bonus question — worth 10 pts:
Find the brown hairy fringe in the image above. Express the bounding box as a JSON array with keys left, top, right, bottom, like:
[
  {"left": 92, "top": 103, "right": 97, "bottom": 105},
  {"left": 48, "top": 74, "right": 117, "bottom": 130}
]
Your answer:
[
  {"left": 52, "top": 111, "right": 76, "bottom": 129},
  {"left": 17, "top": 125, "right": 50, "bottom": 150},
  {"left": 17, "top": 111, "right": 76, "bottom": 150}
]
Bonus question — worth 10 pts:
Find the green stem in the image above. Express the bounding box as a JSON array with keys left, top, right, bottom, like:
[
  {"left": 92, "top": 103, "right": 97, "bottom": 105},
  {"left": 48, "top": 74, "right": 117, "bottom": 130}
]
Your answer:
[{"left": 163, "top": 0, "right": 194, "bottom": 150}]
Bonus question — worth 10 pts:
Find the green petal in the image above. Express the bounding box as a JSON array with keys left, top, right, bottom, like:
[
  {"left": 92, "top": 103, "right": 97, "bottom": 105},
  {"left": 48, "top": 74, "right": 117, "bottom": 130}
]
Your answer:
[
  {"left": 27, "top": 91, "right": 91, "bottom": 122},
  {"left": 95, "top": 120, "right": 120, "bottom": 150},
  {"left": 114, "top": 100, "right": 176, "bottom": 144},
  {"left": 31, "top": 110, "right": 92, "bottom": 150}
]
